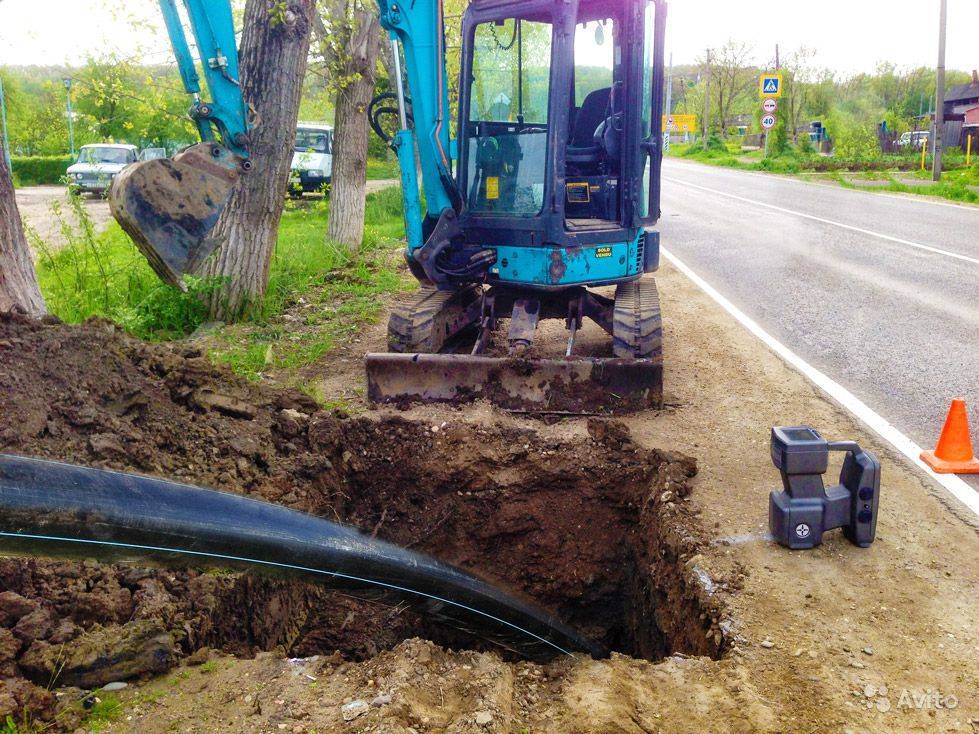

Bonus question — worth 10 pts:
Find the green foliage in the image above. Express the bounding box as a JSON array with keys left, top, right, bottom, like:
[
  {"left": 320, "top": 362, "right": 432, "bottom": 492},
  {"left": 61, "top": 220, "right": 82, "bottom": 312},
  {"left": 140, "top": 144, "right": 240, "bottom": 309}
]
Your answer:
[
  {"left": 366, "top": 156, "right": 399, "bottom": 180},
  {"left": 35, "top": 187, "right": 408, "bottom": 375},
  {"left": 825, "top": 112, "right": 880, "bottom": 160},
  {"left": 32, "top": 191, "right": 217, "bottom": 340},
  {"left": 2, "top": 61, "right": 194, "bottom": 156},
  {"left": 210, "top": 187, "right": 411, "bottom": 381},
  {"left": 83, "top": 693, "right": 123, "bottom": 731},
  {"left": 767, "top": 116, "right": 789, "bottom": 157},
  {"left": 11, "top": 156, "right": 74, "bottom": 186}
]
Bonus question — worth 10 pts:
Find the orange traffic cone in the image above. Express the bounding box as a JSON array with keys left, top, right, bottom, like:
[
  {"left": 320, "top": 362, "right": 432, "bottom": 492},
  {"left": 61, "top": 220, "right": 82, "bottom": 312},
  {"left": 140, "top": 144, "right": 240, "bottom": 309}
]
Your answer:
[{"left": 920, "top": 399, "right": 979, "bottom": 474}]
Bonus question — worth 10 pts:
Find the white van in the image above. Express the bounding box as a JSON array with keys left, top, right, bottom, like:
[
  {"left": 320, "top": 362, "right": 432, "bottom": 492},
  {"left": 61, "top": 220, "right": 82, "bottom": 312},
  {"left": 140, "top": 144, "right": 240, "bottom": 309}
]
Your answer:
[
  {"left": 66, "top": 144, "right": 139, "bottom": 195},
  {"left": 289, "top": 123, "right": 333, "bottom": 195}
]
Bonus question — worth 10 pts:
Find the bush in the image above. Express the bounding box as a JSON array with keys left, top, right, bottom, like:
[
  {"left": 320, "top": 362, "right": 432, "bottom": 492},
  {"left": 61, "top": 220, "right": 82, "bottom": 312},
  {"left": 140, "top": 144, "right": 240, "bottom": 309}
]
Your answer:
[
  {"left": 11, "top": 155, "right": 74, "bottom": 186},
  {"left": 825, "top": 114, "right": 880, "bottom": 161}
]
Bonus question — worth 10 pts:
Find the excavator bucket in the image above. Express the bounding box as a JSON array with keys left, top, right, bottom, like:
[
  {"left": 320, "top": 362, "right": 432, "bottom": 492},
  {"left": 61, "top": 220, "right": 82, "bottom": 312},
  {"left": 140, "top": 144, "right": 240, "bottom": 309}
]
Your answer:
[
  {"left": 365, "top": 353, "right": 663, "bottom": 414},
  {"left": 109, "top": 143, "right": 243, "bottom": 289}
]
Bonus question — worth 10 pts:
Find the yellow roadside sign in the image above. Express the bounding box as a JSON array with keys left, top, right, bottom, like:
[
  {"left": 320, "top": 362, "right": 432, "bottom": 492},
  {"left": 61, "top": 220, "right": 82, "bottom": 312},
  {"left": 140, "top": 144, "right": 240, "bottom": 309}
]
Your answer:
[
  {"left": 663, "top": 113, "right": 697, "bottom": 132},
  {"left": 759, "top": 73, "right": 783, "bottom": 98}
]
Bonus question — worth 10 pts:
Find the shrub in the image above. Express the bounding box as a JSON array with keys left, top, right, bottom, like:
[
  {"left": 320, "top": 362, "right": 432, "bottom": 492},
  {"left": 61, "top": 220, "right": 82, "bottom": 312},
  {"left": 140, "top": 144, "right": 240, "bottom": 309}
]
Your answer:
[
  {"left": 11, "top": 155, "right": 74, "bottom": 186},
  {"left": 825, "top": 114, "right": 880, "bottom": 161}
]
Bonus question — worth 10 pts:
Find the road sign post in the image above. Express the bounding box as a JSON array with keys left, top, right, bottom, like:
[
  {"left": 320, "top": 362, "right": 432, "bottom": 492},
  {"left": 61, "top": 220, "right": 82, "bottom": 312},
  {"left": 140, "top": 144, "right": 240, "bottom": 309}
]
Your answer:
[{"left": 759, "top": 73, "right": 782, "bottom": 158}]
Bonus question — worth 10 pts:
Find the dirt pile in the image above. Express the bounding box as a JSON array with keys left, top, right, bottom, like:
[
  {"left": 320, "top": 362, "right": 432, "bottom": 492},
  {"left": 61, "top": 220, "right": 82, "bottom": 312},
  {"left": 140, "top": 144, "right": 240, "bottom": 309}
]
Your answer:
[{"left": 0, "top": 314, "right": 729, "bottom": 728}]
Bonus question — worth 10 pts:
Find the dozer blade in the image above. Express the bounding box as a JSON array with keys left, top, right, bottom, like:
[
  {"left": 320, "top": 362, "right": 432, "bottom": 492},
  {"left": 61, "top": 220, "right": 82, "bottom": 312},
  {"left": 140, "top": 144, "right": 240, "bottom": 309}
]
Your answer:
[
  {"left": 109, "top": 143, "right": 242, "bottom": 289},
  {"left": 365, "top": 353, "right": 663, "bottom": 414}
]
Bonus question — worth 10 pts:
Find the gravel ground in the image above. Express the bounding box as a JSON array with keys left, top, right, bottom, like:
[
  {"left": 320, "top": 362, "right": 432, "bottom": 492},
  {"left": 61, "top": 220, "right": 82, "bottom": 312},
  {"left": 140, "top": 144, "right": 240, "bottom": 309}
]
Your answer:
[{"left": 14, "top": 185, "right": 112, "bottom": 251}]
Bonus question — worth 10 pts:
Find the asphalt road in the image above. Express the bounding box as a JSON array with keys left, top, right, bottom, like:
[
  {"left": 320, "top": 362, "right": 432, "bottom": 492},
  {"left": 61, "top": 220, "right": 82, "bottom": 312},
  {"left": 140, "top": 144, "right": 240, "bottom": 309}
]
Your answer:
[{"left": 658, "top": 158, "right": 979, "bottom": 490}]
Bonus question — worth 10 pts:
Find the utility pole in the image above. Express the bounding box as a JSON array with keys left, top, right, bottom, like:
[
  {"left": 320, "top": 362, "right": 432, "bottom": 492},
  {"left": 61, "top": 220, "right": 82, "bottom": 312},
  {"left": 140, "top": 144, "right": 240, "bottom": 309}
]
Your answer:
[
  {"left": 932, "top": 0, "right": 947, "bottom": 181},
  {"left": 702, "top": 49, "right": 711, "bottom": 150},
  {"left": 0, "top": 77, "right": 11, "bottom": 173},
  {"left": 63, "top": 77, "right": 76, "bottom": 158}
]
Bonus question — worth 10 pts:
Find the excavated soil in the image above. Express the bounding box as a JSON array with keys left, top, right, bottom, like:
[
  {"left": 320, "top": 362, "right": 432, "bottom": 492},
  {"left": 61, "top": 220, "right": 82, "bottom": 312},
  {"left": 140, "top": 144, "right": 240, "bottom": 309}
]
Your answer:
[{"left": 0, "top": 313, "right": 728, "bottom": 727}]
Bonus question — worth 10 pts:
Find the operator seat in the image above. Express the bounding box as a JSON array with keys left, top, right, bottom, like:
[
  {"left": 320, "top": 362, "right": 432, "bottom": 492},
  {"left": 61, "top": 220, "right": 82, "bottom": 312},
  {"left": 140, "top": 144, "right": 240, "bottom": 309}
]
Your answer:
[{"left": 566, "top": 87, "right": 611, "bottom": 165}]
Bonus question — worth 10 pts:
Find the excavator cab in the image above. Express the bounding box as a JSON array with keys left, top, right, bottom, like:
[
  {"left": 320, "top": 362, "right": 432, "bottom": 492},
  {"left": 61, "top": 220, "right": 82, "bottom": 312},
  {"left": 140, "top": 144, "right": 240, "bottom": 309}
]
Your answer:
[{"left": 461, "top": 0, "right": 665, "bottom": 247}]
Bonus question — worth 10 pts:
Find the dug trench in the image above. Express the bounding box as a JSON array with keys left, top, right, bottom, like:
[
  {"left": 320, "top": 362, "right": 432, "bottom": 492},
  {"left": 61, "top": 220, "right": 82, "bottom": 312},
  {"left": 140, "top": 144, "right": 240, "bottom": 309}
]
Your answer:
[{"left": 0, "top": 313, "right": 731, "bottom": 725}]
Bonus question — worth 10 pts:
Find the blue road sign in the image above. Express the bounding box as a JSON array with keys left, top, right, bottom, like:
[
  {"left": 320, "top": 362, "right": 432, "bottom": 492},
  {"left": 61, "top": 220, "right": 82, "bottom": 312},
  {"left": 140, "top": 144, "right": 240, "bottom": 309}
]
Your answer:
[{"left": 759, "top": 73, "right": 783, "bottom": 98}]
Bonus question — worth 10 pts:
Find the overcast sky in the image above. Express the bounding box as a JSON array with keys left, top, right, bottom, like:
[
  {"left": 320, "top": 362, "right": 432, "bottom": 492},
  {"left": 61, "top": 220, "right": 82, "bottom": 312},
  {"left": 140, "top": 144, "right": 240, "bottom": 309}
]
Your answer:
[{"left": 1, "top": 0, "right": 977, "bottom": 77}]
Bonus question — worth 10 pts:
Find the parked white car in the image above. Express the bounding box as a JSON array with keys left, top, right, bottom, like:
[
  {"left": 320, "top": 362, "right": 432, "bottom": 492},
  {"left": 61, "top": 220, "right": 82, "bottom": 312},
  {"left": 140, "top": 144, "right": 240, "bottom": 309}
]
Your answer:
[
  {"left": 897, "top": 130, "right": 930, "bottom": 150},
  {"left": 66, "top": 144, "right": 140, "bottom": 195},
  {"left": 289, "top": 123, "right": 333, "bottom": 196}
]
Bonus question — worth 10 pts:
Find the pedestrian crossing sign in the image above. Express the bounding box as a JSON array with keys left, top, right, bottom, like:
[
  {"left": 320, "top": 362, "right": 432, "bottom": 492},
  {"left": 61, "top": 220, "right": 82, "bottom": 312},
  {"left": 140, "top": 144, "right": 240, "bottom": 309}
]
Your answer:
[{"left": 759, "top": 73, "right": 783, "bottom": 98}]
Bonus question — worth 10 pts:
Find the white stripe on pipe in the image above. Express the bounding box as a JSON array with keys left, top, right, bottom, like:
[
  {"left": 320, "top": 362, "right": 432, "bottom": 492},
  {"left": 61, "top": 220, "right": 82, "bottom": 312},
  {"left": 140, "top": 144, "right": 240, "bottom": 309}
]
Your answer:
[
  {"left": 663, "top": 178, "right": 979, "bottom": 266},
  {"left": 662, "top": 247, "right": 979, "bottom": 520}
]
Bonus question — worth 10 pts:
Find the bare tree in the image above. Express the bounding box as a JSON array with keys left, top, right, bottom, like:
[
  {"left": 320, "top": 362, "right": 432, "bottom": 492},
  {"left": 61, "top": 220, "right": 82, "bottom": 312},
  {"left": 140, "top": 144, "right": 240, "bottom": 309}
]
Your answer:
[
  {"left": 709, "top": 41, "right": 756, "bottom": 135},
  {"left": 312, "top": 0, "right": 382, "bottom": 251},
  {"left": 781, "top": 48, "right": 832, "bottom": 142},
  {"left": 199, "top": 0, "right": 315, "bottom": 321},
  {"left": 0, "top": 146, "right": 46, "bottom": 317}
]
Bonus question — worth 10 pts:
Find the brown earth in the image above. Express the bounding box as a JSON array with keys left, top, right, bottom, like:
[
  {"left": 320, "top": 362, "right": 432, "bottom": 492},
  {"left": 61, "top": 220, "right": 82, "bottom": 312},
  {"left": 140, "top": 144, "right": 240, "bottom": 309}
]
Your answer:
[
  {"left": 0, "top": 258, "right": 977, "bottom": 733},
  {"left": 0, "top": 312, "right": 726, "bottom": 729}
]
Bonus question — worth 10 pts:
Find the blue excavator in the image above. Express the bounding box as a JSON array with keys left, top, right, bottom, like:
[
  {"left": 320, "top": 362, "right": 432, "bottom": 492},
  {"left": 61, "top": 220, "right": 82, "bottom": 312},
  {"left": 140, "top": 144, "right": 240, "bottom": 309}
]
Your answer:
[{"left": 111, "top": 0, "right": 668, "bottom": 414}]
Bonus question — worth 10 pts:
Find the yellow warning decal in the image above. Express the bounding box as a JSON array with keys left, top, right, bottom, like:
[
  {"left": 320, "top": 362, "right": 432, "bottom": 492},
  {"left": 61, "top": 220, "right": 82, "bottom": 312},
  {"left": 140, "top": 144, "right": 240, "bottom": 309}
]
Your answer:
[
  {"left": 595, "top": 246, "right": 612, "bottom": 259},
  {"left": 486, "top": 176, "right": 499, "bottom": 200}
]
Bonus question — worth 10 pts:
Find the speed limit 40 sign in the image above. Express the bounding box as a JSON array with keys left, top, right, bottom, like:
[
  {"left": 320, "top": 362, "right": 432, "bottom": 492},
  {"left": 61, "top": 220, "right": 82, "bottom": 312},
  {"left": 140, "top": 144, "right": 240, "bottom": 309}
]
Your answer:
[{"left": 761, "top": 114, "right": 777, "bottom": 130}]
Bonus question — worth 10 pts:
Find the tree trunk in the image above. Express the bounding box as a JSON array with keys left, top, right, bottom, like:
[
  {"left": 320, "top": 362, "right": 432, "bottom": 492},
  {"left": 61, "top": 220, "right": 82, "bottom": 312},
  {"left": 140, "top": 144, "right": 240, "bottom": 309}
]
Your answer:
[
  {"left": 199, "top": 0, "right": 314, "bottom": 321},
  {"left": 0, "top": 145, "right": 46, "bottom": 317},
  {"left": 326, "top": 10, "right": 381, "bottom": 251}
]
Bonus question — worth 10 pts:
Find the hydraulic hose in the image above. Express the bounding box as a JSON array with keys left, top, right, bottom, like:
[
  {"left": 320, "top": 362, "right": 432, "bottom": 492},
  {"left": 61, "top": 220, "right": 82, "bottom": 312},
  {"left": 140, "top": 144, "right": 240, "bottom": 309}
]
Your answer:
[{"left": 0, "top": 454, "right": 605, "bottom": 662}]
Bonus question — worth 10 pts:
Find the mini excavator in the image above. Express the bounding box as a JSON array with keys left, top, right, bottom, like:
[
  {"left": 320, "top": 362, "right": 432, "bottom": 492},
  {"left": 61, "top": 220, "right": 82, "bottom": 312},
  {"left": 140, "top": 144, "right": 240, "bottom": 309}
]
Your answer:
[{"left": 111, "top": 0, "right": 668, "bottom": 414}]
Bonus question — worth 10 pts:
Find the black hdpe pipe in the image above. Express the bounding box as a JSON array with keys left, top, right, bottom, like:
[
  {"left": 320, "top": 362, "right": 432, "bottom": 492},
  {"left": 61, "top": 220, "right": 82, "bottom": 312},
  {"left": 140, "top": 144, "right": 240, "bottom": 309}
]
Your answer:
[{"left": 0, "top": 454, "right": 606, "bottom": 662}]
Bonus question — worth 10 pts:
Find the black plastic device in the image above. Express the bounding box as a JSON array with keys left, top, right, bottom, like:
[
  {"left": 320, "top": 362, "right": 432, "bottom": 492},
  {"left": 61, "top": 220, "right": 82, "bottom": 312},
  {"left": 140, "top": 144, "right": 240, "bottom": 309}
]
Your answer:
[{"left": 768, "top": 426, "right": 880, "bottom": 549}]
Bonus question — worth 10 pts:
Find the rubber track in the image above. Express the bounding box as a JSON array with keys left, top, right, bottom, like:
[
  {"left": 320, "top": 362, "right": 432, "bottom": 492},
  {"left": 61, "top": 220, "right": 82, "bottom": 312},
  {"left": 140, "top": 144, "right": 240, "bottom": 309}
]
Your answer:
[
  {"left": 612, "top": 277, "right": 663, "bottom": 360},
  {"left": 388, "top": 286, "right": 480, "bottom": 353}
]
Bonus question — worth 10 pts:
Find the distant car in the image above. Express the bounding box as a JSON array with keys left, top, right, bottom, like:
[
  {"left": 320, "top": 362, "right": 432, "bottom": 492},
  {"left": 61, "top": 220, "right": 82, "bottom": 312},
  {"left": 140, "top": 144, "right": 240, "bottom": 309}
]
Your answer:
[
  {"left": 289, "top": 123, "right": 333, "bottom": 196},
  {"left": 139, "top": 147, "right": 168, "bottom": 161},
  {"left": 897, "top": 131, "right": 930, "bottom": 150},
  {"left": 66, "top": 144, "right": 138, "bottom": 195}
]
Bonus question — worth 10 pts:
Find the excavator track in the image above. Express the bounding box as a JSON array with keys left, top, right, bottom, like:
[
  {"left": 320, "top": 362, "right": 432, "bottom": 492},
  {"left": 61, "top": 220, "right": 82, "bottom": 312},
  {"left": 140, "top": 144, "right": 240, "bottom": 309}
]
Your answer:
[
  {"left": 367, "top": 281, "right": 663, "bottom": 414},
  {"left": 388, "top": 285, "right": 482, "bottom": 353},
  {"left": 612, "top": 277, "right": 663, "bottom": 361}
]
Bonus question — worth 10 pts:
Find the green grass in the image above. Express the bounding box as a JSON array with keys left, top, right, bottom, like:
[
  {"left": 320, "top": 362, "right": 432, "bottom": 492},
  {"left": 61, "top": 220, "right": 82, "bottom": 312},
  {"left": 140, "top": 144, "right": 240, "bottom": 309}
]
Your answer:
[
  {"left": 366, "top": 156, "right": 400, "bottom": 180},
  {"left": 832, "top": 167, "right": 979, "bottom": 204},
  {"left": 210, "top": 186, "right": 413, "bottom": 381},
  {"left": 669, "top": 141, "right": 979, "bottom": 204},
  {"left": 35, "top": 185, "right": 411, "bottom": 385},
  {"left": 81, "top": 693, "right": 123, "bottom": 732},
  {"left": 33, "top": 194, "right": 219, "bottom": 341}
]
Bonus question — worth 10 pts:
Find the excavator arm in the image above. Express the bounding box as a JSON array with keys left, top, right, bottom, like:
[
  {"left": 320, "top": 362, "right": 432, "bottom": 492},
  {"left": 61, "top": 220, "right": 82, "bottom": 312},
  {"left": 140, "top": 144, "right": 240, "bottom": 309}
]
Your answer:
[
  {"left": 111, "top": 0, "right": 458, "bottom": 288},
  {"left": 109, "top": 0, "right": 255, "bottom": 288},
  {"left": 157, "top": 0, "right": 249, "bottom": 157}
]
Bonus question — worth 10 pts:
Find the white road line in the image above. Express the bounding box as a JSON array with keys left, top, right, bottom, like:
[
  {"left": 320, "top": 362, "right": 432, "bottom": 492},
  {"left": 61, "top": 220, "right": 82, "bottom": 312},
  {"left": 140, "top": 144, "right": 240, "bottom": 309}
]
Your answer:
[
  {"left": 664, "top": 177, "right": 979, "bottom": 266},
  {"left": 662, "top": 246, "right": 979, "bottom": 520}
]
